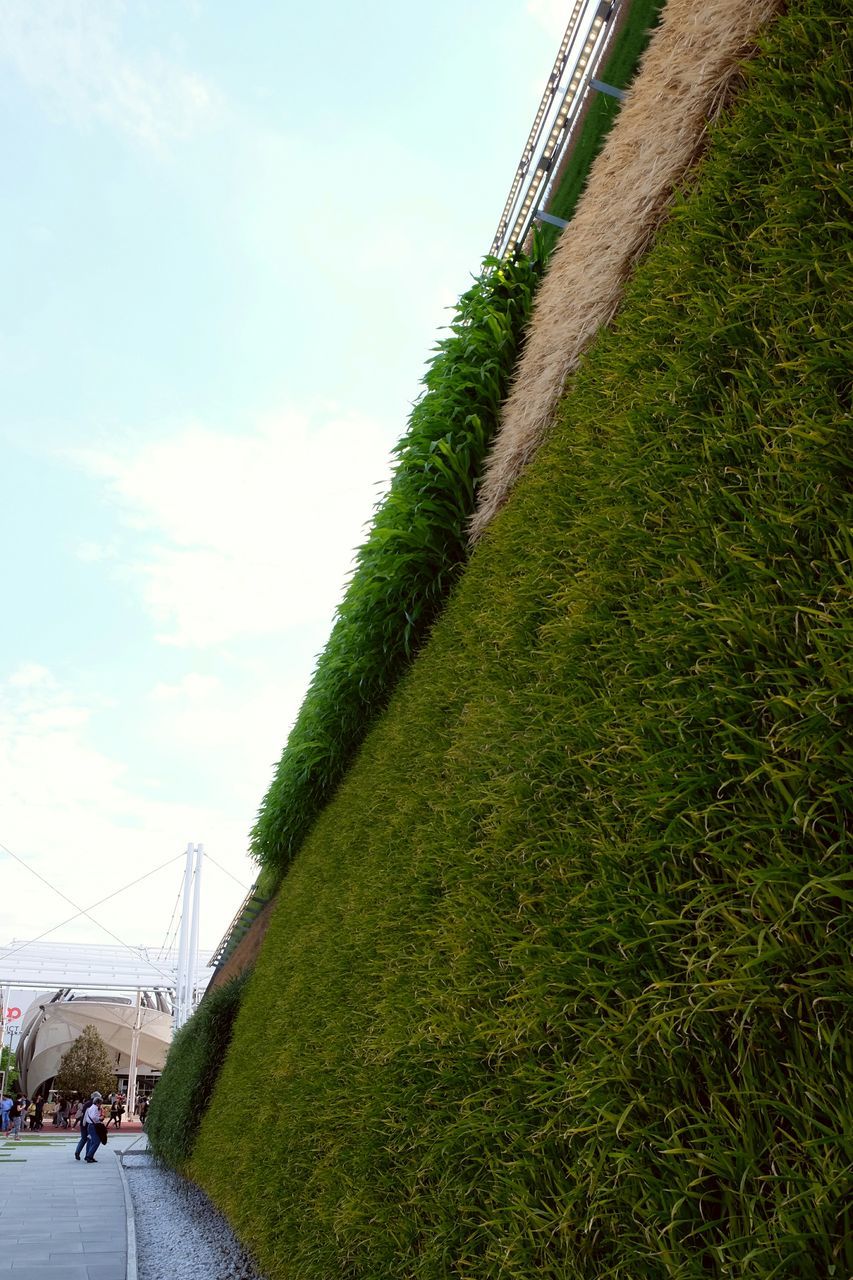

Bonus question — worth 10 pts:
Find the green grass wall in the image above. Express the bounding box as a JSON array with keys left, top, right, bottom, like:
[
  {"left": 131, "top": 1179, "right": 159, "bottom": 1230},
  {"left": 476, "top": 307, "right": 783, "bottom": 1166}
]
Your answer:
[
  {"left": 187, "top": 2, "right": 850, "bottom": 1275},
  {"left": 147, "top": 973, "right": 249, "bottom": 1171}
]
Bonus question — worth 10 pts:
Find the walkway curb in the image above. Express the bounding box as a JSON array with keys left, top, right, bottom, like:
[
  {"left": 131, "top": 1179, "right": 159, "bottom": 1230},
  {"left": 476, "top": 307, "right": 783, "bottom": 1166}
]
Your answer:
[{"left": 114, "top": 1147, "right": 139, "bottom": 1280}]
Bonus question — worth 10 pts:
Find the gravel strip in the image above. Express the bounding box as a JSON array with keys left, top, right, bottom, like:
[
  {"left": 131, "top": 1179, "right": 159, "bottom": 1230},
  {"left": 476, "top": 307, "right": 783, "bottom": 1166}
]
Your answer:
[{"left": 124, "top": 1155, "right": 266, "bottom": 1280}]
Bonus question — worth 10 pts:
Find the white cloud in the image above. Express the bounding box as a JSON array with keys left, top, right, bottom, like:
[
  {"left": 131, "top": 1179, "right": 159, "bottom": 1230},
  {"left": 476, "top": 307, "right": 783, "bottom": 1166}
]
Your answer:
[
  {"left": 1, "top": 409, "right": 395, "bottom": 958},
  {"left": 151, "top": 672, "right": 221, "bottom": 703},
  {"left": 70, "top": 409, "right": 394, "bottom": 647},
  {"left": 0, "top": 0, "right": 217, "bottom": 147},
  {"left": 144, "top": 668, "right": 309, "bottom": 815},
  {"left": 0, "top": 665, "right": 257, "bottom": 952},
  {"left": 8, "top": 663, "right": 55, "bottom": 690}
]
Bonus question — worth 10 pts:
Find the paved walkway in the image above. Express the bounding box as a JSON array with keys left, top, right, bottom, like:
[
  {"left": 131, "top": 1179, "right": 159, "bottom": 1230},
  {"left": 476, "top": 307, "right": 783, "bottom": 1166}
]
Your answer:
[{"left": 0, "top": 1130, "right": 137, "bottom": 1280}]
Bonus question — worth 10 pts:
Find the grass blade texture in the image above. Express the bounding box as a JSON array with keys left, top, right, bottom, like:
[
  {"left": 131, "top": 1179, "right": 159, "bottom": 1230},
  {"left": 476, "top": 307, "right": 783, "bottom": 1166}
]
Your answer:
[
  {"left": 252, "top": 250, "right": 542, "bottom": 876},
  {"left": 146, "top": 972, "right": 249, "bottom": 1171},
  {"left": 187, "top": 2, "right": 850, "bottom": 1276}
]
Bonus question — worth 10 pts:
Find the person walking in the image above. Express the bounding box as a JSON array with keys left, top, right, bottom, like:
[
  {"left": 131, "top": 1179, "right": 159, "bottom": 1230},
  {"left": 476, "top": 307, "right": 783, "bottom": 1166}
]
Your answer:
[
  {"left": 32, "top": 1094, "right": 44, "bottom": 1131},
  {"left": 9, "top": 1096, "right": 26, "bottom": 1141},
  {"left": 0, "top": 1095, "right": 12, "bottom": 1133},
  {"left": 82, "top": 1092, "right": 104, "bottom": 1163},
  {"left": 74, "top": 1095, "right": 92, "bottom": 1160}
]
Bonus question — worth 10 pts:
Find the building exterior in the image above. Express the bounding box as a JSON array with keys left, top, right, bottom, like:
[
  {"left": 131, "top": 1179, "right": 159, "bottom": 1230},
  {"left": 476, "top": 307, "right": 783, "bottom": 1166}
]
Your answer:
[
  {"left": 16, "top": 990, "right": 172, "bottom": 1097},
  {"left": 1, "top": 938, "right": 213, "bottom": 1107}
]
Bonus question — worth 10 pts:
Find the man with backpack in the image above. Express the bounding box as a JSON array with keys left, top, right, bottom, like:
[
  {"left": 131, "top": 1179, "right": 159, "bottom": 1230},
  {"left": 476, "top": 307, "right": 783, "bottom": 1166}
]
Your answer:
[{"left": 82, "top": 1092, "right": 105, "bottom": 1163}]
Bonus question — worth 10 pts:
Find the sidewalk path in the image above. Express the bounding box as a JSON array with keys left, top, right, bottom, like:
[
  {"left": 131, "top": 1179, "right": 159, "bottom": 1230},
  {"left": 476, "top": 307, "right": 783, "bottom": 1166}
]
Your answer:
[{"left": 0, "top": 1131, "right": 134, "bottom": 1280}]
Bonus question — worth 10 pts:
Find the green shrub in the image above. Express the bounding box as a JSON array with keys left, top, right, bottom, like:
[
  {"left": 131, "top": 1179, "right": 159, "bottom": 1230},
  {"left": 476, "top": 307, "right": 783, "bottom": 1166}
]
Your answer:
[
  {"left": 252, "top": 248, "right": 542, "bottom": 875},
  {"left": 190, "top": 2, "right": 850, "bottom": 1275},
  {"left": 54, "top": 1024, "right": 114, "bottom": 1099},
  {"left": 147, "top": 973, "right": 249, "bottom": 1170}
]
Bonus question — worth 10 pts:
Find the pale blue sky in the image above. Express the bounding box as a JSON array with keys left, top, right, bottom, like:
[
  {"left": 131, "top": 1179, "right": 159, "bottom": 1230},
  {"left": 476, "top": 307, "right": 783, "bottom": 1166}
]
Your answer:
[{"left": 0, "top": 0, "right": 565, "bottom": 958}]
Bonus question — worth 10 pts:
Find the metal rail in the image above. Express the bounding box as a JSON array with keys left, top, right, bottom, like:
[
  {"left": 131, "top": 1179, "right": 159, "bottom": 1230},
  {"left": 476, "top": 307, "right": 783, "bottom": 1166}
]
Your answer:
[
  {"left": 207, "top": 883, "right": 271, "bottom": 970},
  {"left": 490, "top": 0, "right": 625, "bottom": 258}
]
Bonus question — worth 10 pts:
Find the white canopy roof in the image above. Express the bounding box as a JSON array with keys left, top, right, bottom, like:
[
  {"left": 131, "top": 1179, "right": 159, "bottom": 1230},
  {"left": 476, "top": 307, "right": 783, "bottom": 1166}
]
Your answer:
[
  {"left": 17, "top": 994, "right": 174, "bottom": 1094},
  {"left": 0, "top": 940, "right": 212, "bottom": 992}
]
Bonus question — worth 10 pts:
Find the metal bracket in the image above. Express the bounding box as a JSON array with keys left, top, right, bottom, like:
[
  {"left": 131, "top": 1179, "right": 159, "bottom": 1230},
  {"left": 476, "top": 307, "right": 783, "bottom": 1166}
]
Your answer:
[
  {"left": 535, "top": 210, "right": 570, "bottom": 230},
  {"left": 591, "top": 78, "right": 627, "bottom": 101}
]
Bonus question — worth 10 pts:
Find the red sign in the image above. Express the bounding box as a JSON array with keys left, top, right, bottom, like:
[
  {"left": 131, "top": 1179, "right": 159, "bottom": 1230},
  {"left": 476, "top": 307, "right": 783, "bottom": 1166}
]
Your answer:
[{"left": 5, "top": 1008, "right": 20, "bottom": 1021}]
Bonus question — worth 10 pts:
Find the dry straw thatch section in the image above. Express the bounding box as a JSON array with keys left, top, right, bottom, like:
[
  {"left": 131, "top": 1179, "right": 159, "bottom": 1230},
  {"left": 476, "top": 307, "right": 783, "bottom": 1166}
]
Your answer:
[{"left": 469, "top": 0, "right": 783, "bottom": 541}]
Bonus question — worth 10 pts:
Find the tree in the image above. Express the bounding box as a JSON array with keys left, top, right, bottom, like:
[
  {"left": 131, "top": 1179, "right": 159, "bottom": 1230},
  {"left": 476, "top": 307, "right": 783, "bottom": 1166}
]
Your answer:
[
  {"left": 54, "top": 1024, "right": 114, "bottom": 1098},
  {"left": 0, "top": 1046, "right": 19, "bottom": 1094}
]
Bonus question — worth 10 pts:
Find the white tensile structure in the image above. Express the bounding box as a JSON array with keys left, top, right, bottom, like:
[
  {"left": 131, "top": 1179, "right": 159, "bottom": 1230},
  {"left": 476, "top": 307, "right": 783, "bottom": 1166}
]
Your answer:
[
  {"left": 1, "top": 940, "right": 213, "bottom": 1107},
  {"left": 15, "top": 989, "right": 173, "bottom": 1100},
  {"left": 0, "top": 842, "right": 211, "bottom": 1111}
]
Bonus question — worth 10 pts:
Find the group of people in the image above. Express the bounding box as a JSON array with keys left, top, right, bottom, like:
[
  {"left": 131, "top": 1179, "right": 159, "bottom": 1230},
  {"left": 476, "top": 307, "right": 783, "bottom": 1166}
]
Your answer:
[
  {"left": 0, "top": 1093, "right": 44, "bottom": 1138},
  {"left": 103, "top": 1092, "right": 128, "bottom": 1129},
  {"left": 52, "top": 1094, "right": 75, "bottom": 1128},
  {"left": 1, "top": 1089, "right": 150, "bottom": 1145},
  {"left": 54, "top": 1091, "right": 132, "bottom": 1129}
]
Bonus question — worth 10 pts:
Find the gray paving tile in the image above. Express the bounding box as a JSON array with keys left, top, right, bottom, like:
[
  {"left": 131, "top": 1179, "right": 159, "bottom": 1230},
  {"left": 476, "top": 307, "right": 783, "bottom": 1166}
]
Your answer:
[
  {"left": 9, "top": 1268, "right": 90, "bottom": 1279},
  {"left": 22, "top": 1212, "right": 76, "bottom": 1220},
  {"left": 9, "top": 1239, "right": 81, "bottom": 1248},
  {"left": 22, "top": 1218, "right": 79, "bottom": 1226},
  {"left": 0, "top": 1142, "right": 129, "bottom": 1280}
]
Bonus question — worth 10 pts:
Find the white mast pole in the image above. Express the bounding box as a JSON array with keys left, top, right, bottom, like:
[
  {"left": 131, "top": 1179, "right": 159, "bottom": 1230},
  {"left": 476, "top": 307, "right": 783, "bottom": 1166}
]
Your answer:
[
  {"left": 126, "top": 989, "right": 143, "bottom": 1117},
  {"left": 188, "top": 844, "right": 203, "bottom": 1015},
  {"left": 174, "top": 842, "right": 194, "bottom": 1028}
]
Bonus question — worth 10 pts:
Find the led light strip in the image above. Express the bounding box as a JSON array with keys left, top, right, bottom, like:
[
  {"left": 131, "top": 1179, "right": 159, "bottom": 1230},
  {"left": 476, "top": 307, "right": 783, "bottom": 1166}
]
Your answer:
[
  {"left": 491, "top": 0, "right": 588, "bottom": 256},
  {"left": 491, "top": 0, "right": 623, "bottom": 259}
]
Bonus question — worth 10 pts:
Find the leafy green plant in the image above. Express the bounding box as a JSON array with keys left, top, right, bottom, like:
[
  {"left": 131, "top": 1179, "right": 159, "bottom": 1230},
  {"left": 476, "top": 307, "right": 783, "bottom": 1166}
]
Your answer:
[
  {"left": 54, "top": 1024, "right": 115, "bottom": 1099},
  {"left": 0, "top": 1046, "right": 19, "bottom": 1095},
  {"left": 147, "top": 973, "right": 249, "bottom": 1170},
  {"left": 252, "top": 248, "right": 543, "bottom": 875}
]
